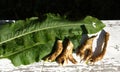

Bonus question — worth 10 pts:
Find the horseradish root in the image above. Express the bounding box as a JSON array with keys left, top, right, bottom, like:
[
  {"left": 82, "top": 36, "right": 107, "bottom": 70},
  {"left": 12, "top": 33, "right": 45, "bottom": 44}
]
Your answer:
[
  {"left": 56, "top": 38, "right": 77, "bottom": 65},
  {"left": 76, "top": 36, "right": 96, "bottom": 62},
  {"left": 45, "top": 38, "right": 77, "bottom": 65},
  {"left": 88, "top": 32, "right": 109, "bottom": 64},
  {"left": 46, "top": 40, "right": 63, "bottom": 62}
]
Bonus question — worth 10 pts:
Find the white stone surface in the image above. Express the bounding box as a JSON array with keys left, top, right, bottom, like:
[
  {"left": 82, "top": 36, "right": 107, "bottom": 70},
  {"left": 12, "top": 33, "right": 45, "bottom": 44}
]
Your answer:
[{"left": 0, "top": 20, "right": 120, "bottom": 72}]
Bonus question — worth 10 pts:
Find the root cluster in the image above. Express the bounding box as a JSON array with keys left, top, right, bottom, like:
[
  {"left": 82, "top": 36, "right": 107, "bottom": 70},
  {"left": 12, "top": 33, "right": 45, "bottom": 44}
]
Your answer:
[
  {"left": 45, "top": 32, "right": 109, "bottom": 65},
  {"left": 46, "top": 38, "right": 77, "bottom": 65}
]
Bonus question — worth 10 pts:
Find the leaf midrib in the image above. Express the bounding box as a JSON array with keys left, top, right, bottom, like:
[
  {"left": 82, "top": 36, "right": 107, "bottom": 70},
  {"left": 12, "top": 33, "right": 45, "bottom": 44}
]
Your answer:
[
  {"left": 0, "top": 42, "right": 42, "bottom": 58},
  {"left": 0, "top": 23, "right": 81, "bottom": 45}
]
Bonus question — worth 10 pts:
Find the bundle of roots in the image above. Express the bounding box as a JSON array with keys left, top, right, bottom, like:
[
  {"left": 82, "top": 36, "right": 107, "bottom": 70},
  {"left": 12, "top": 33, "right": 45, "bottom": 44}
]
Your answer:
[{"left": 45, "top": 31, "right": 109, "bottom": 65}]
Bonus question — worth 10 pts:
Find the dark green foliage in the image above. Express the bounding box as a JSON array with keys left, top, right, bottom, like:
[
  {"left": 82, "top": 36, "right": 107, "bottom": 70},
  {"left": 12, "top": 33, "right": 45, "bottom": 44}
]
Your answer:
[{"left": 0, "top": 14, "right": 105, "bottom": 66}]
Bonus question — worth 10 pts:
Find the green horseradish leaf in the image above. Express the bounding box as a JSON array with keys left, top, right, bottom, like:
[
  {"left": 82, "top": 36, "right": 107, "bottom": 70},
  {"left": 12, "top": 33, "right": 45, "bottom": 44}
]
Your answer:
[{"left": 0, "top": 13, "right": 105, "bottom": 66}]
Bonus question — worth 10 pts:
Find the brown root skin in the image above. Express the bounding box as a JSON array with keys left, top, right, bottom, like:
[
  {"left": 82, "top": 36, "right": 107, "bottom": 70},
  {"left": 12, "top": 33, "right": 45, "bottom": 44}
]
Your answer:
[
  {"left": 88, "top": 32, "right": 110, "bottom": 64},
  {"left": 76, "top": 36, "right": 96, "bottom": 62},
  {"left": 46, "top": 40, "right": 63, "bottom": 62},
  {"left": 56, "top": 38, "right": 77, "bottom": 66}
]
